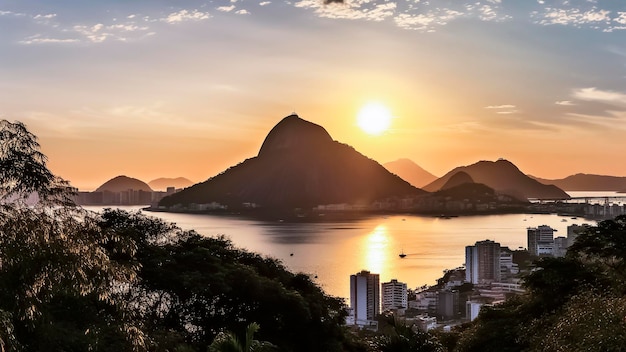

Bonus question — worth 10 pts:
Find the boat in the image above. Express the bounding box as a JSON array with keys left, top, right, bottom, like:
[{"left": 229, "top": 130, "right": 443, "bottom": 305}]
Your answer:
[{"left": 399, "top": 251, "right": 407, "bottom": 258}]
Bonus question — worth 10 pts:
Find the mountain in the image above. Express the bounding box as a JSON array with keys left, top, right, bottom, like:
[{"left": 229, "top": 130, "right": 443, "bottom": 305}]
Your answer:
[
  {"left": 423, "top": 159, "right": 569, "bottom": 199},
  {"left": 159, "top": 114, "right": 424, "bottom": 209},
  {"left": 96, "top": 176, "right": 152, "bottom": 192},
  {"left": 383, "top": 158, "right": 438, "bottom": 188},
  {"left": 148, "top": 177, "right": 194, "bottom": 191},
  {"left": 531, "top": 173, "right": 626, "bottom": 191},
  {"left": 441, "top": 171, "right": 474, "bottom": 190},
  {"left": 435, "top": 182, "right": 497, "bottom": 202}
]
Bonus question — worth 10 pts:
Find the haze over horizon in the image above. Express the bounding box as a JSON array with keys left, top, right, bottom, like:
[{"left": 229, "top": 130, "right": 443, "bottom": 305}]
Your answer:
[{"left": 3, "top": 0, "right": 626, "bottom": 190}]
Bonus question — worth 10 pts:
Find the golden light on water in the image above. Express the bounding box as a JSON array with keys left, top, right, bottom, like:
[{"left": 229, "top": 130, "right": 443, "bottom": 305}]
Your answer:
[{"left": 363, "top": 224, "right": 389, "bottom": 274}]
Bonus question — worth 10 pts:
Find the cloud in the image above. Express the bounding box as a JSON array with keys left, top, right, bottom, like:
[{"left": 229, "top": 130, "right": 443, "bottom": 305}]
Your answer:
[
  {"left": 573, "top": 87, "right": 626, "bottom": 105},
  {"left": 235, "top": 9, "right": 250, "bottom": 15},
  {"left": 33, "top": 14, "right": 56, "bottom": 20},
  {"left": 532, "top": 5, "right": 626, "bottom": 31},
  {"left": 163, "top": 10, "right": 211, "bottom": 24},
  {"left": 259, "top": 1, "right": 271, "bottom": 5},
  {"left": 19, "top": 36, "right": 79, "bottom": 45},
  {"left": 295, "top": 0, "right": 396, "bottom": 22},
  {"left": 485, "top": 104, "right": 516, "bottom": 109},
  {"left": 217, "top": 5, "right": 236, "bottom": 12},
  {"left": 485, "top": 104, "right": 519, "bottom": 114},
  {"left": 555, "top": 100, "right": 575, "bottom": 106}
]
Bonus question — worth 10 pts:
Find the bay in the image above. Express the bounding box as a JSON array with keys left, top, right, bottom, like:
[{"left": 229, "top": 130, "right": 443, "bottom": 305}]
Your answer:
[{"left": 85, "top": 205, "right": 593, "bottom": 301}]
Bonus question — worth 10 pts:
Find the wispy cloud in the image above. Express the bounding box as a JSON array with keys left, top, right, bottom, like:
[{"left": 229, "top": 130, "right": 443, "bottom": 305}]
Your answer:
[
  {"left": 555, "top": 100, "right": 575, "bottom": 106},
  {"left": 573, "top": 87, "right": 626, "bottom": 105},
  {"left": 395, "top": 8, "right": 464, "bottom": 31},
  {"left": 485, "top": 104, "right": 516, "bottom": 109},
  {"left": 163, "top": 10, "right": 211, "bottom": 24},
  {"left": 19, "top": 36, "right": 79, "bottom": 45},
  {"left": 294, "top": 0, "right": 396, "bottom": 22},
  {"left": 485, "top": 104, "right": 519, "bottom": 114},
  {"left": 217, "top": 6, "right": 236, "bottom": 13},
  {"left": 6, "top": 0, "right": 626, "bottom": 47}
]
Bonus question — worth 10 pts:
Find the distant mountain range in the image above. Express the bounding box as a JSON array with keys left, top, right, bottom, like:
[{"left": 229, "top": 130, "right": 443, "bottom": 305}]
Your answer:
[
  {"left": 531, "top": 174, "right": 626, "bottom": 192},
  {"left": 159, "top": 114, "right": 423, "bottom": 210},
  {"left": 383, "top": 158, "right": 438, "bottom": 188},
  {"left": 96, "top": 176, "right": 153, "bottom": 192},
  {"left": 148, "top": 177, "right": 193, "bottom": 191},
  {"left": 423, "top": 159, "right": 570, "bottom": 199}
]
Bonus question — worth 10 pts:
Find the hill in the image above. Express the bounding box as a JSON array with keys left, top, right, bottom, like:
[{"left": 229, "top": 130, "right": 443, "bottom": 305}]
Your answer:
[
  {"left": 148, "top": 177, "right": 194, "bottom": 191},
  {"left": 441, "top": 171, "right": 474, "bottom": 190},
  {"left": 383, "top": 158, "right": 438, "bottom": 188},
  {"left": 532, "top": 173, "right": 626, "bottom": 191},
  {"left": 423, "top": 159, "right": 569, "bottom": 200},
  {"left": 95, "top": 175, "right": 152, "bottom": 192},
  {"left": 159, "top": 114, "right": 424, "bottom": 210}
]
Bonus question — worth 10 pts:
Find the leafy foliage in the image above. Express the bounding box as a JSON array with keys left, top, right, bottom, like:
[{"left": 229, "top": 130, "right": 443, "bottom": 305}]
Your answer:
[
  {"left": 374, "top": 317, "right": 444, "bottom": 352},
  {"left": 0, "top": 119, "right": 359, "bottom": 352}
]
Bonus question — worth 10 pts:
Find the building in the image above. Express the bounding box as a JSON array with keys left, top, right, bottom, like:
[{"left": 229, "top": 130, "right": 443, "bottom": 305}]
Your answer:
[
  {"left": 553, "top": 236, "right": 568, "bottom": 257},
  {"left": 465, "top": 240, "right": 501, "bottom": 284},
  {"left": 499, "top": 247, "right": 519, "bottom": 282},
  {"left": 381, "top": 279, "right": 407, "bottom": 313},
  {"left": 437, "top": 290, "right": 460, "bottom": 320},
  {"left": 527, "top": 225, "right": 556, "bottom": 256},
  {"left": 350, "top": 270, "right": 380, "bottom": 326},
  {"left": 567, "top": 224, "right": 587, "bottom": 247}
]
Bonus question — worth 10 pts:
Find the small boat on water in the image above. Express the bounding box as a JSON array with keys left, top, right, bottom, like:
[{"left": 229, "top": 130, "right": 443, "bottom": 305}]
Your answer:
[{"left": 399, "top": 251, "right": 407, "bottom": 258}]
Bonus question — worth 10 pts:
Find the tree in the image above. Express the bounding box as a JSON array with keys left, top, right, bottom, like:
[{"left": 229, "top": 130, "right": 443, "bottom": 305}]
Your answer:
[
  {"left": 0, "top": 120, "right": 143, "bottom": 351},
  {"left": 208, "top": 322, "right": 277, "bottom": 352},
  {"left": 374, "top": 316, "right": 444, "bottom": 352}
]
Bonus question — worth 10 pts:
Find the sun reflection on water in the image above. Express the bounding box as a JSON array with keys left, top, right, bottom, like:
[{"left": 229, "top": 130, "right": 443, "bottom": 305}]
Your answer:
[{"left": 363, "top": 225, "right": 389, "bottom": 275}]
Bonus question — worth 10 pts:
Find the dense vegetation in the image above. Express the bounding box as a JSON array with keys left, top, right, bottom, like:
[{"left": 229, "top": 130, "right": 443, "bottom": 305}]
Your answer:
[{"left": 0, "top": 120, "right": 362, "bottom": 351}]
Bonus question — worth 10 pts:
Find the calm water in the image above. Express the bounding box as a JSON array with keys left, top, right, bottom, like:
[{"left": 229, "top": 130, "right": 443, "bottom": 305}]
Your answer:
[{"left": 86, "top": 205, "right": 594, "bottom": 301}]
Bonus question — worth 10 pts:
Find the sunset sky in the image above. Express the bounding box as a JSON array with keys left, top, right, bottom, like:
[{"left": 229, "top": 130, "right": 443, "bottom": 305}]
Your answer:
[{"left": 2, "top": 0, "right": 626, "bottom": 190}]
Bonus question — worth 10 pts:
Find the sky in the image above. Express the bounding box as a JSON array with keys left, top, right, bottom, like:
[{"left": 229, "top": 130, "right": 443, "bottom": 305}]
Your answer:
[{"left": 2, "top": 0, "right": 626, "bottom": 190}]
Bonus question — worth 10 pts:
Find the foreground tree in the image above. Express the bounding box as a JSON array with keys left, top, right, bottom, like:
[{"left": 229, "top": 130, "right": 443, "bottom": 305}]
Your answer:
[
  {"left": 208, "top": 322, "right": 277, "bottom": 352},
  {"left": 0, "top": 120, "right": 361, "bottom": 351},
  {"left": 0, "top": 120, "right": 144, "bottom": 351}
]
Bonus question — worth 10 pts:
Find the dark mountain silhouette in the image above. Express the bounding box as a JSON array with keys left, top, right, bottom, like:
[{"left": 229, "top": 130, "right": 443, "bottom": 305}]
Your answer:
[
  {"left": 96, "top": 176, "right": 152, "bottom": 192},
  {"left": 531, "top": 173, "right": 626, "bottom": 191},
  {"left": 441, "top": 171, "right": 474, "bottom": 190},
  {"left": 159, "top": 114, "right": 424, "bottom": 209},
  {"left": 148, "top": 177, "right": 193, "bottom": 191},
  {"left": 423, "top": 159, "right": 569, "bottom": 200},
  {"left": 436, "top": 182, "right": 494, "bottom": 201},
  {"left": 383, "top": 158, "right": 438, "bottom": 188}
]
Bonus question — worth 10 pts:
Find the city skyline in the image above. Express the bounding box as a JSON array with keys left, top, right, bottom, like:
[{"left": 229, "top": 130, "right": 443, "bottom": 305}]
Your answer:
[{"left": 3, "top": 1, "right": 626, "bottom": 190}]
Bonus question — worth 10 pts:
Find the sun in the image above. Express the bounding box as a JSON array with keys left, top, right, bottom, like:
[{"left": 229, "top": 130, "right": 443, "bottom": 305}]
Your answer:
[{"left": 357, "top": 102, "right": 392, "bottom": 135}]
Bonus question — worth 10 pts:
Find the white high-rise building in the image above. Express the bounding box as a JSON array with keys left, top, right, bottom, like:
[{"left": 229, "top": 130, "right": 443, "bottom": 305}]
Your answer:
[
  {"left": 350, "top": 270, "right": 380, "bottom": 326},
  {"left": 499, "top": 247, "right": 519, "bottom": 282},
  {"left": 466, "top": 240, "right": 501, "bottom": 284},
  {"left": 381, "top": 279, "right": 407, "bottom": 312}
]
